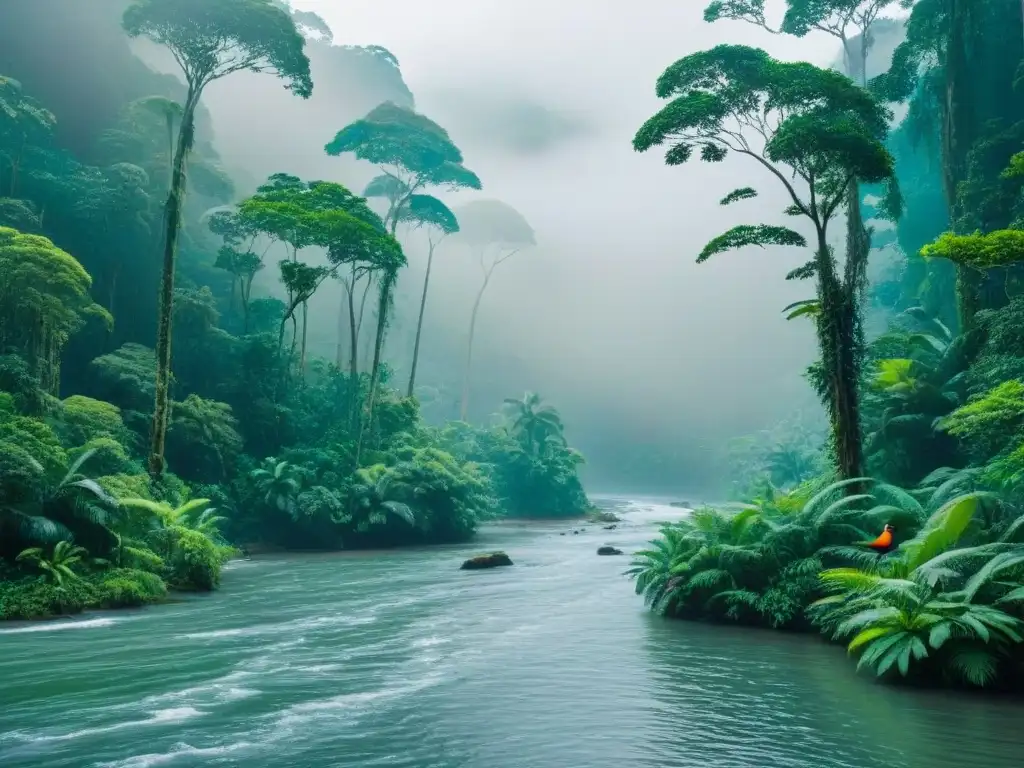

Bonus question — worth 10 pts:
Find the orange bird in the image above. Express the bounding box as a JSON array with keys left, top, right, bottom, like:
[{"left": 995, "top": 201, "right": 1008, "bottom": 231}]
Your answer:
[{"left": 865, "top": 524, "right": 895, "bottom": 554}]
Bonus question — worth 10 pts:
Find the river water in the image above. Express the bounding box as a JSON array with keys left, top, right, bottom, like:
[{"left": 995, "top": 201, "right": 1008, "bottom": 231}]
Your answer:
[{"left": 2, "top": 498, "right": 1024, "bottom": 768}]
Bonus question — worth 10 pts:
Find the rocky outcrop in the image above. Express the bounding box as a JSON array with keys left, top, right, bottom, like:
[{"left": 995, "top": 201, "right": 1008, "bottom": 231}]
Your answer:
[
  {"left": 597, "top": 546, "right": 623, "bottom": 556},
  {"left": 460, "top": 552, "right": 514, "bottom": 570}
]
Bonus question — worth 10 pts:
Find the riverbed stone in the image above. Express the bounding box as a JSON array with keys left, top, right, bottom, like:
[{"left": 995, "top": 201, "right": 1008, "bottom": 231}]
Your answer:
[
  {"left": 597, "top": 546, "right": 623, "bottom": 556},
  {"left": 460, "top": 551, "right": 514, "bottom": 570}
]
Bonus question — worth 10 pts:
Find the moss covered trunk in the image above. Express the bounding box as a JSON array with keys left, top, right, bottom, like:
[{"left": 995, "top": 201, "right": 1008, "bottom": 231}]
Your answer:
[
  {"left": 148, "top": 86, "right": 198, "bottom": 478},
  {"left": 816, "top": 231, "right": 864, "bottom": 484}
]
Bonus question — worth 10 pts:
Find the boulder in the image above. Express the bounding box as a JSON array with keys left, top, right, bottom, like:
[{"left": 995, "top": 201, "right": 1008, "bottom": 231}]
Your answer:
[
  {"left": 460, "top": 551, "right": 514, "bottom": 570},
  {"left": 602, "top": 524, "right": 617, "bottom": 530},
  {"left": 597, "top": 546, "right": 623, "bottom": 556}
]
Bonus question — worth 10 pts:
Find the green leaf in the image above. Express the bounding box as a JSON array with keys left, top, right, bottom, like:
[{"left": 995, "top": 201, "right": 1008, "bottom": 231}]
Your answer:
[
  {"left": 697, "top": 225, "right": 807, "bottom": 263},
  {"left": 719, "top": 187, "right": 758, "bottom": 205},
  {"left": 847, "top": 626, "right": 890, "bottom": 653}
]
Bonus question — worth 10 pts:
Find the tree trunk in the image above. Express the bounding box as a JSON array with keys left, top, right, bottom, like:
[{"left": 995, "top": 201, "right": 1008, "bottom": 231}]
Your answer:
[
  {"left": 299, "top": 300, "right": 309, "bottom": 375},
  {"left": 460, "top": 270, "right": 492, "bottom": 422},
  {"left": 832, "top": 297, "right": 864, "bottom": 483},
  {"left": 407, "top": 239, "right": 436, "bottom": 398},
  {"left": 336, "top": 287, "right": 347, "bottom": 368},
  {"left": 354, "top": 271, "right": 395, "bottom": 466},
  {"left": 228, "top": 276, "right": 237, "bottom": 318},
  {"left": 347, "top": 280, "right": 359, "bottom": 378},
  {"left": 148, "top": 86, "right": 198, "bottom": 478},
  {"left": 357, "top": 274, "right": 373, "bottom": 373},
  {"left": 277, "top": 311, "right": 289, "bottom": 349},
  {"left": 289, "top": 313, "right": 299, "bottom": 361},
  {"left": 242, "top": 275, "right": 253, "bottom": 334},
  {"left": 346, "top": 276, "right": 360, "bottom": 430},
  {"left": 165, "top": 114, "right": 174, "bottom": 189},
  {"left": 814, "top": 233, "right": 864, "bottom": 485}
]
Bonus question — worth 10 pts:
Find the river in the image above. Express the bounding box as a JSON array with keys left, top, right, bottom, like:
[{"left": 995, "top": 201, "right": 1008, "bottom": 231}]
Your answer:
[{"left": 2, "top": 498, "right": 1024, "bottom": 768}]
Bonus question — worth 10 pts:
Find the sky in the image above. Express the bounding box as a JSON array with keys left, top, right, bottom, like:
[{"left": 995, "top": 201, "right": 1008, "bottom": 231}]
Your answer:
[{"left": 277, "top": 0, "right": 850, "bottom": 493}]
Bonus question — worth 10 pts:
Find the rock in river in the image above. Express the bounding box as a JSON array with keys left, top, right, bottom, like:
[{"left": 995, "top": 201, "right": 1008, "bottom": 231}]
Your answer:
[
  {"left": 460, "top": 551, "right": 514, "bottom": 570},
  {"left": 597, "top": 546, "right": 623, "bottom": 556}
]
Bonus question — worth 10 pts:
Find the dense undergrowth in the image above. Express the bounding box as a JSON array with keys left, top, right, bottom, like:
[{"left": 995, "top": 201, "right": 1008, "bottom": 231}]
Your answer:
[
  {"left": 629, "top": 0, "right": 1024, "bottom": 691},
  {"left": 0, "top": 1, "right": 590, "bottom": 620}
]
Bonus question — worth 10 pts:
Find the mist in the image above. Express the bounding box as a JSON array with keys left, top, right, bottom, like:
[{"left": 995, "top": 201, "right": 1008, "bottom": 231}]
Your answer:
[{"left": 137, "top": 0, "right": 851, "bottom": 496}]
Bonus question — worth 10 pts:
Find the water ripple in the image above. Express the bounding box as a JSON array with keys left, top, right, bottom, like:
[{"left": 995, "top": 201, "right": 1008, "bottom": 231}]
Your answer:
[{"left": 2, "top": 502, "right": 1023, "bottom": 767}]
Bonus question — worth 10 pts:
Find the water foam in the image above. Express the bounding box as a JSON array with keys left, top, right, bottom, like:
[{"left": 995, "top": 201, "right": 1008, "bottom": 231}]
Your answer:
[
  {"left": 95, "top": 740, "right": 253, "bottom": 768},
  {"left": 5, "top": 707, "right": 205, "bottom": 748},
  {"left": 176, "top": 612, "right": 376, "bottom": 641},
  {"left": 0, "top": 617, "right": 119, "bottom": 634}
]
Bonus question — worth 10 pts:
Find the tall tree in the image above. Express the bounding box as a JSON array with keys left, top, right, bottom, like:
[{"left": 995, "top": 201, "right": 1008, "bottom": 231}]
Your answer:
[
  {"left": 704, "top": 0, "right": 908, "bottom": 389},
  {"left": 325, "top": 103, "right": 480, "bottom": 464},
  {"left": 451, "top": 200, "right": 536, "bottom": 421},
  {"left": 0, "top": 75, "right": 56, "bottom": 197},
  {"left": 238, "top": 176, "right": 394, "bottom": 380},
  {"left": 122, "top": 0, "right": 313, "bottom": 477},
  {"left": 633, "top": 45, "right": 894, "bottom": 481},
  {"left": 401, "top": 195, "right": 460, "bottom": 397}
]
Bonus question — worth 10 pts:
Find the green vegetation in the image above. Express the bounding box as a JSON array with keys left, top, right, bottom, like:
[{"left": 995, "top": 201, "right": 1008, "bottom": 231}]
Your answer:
[
  {"left": 630, "top": 0, "right": 1024, "bottom": 690},
  {"left": 0, "top": 2, "right": 590, "bottom": 620}
]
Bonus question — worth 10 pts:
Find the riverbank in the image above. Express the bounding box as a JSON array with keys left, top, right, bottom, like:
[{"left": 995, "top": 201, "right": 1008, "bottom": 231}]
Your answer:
[
  {"left": 628, "top": 479, "right": 1024, "bottom": 691},
  {"left": 4, "top": 503, "right": 1024, "bottom": 768},
  {"left": 0, "top": 567, "right": 169, "bottom": 621},
  {"left": 0, "top": 508, "right": 608, "bottom": 622}
]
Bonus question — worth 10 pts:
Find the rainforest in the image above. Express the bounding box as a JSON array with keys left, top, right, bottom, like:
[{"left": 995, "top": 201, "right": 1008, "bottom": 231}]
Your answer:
[
  {"left": 3, "top": 1, "right": 1024, "bottom": 767},
  {"left": 0, "top": 0, "right": 589, "bottom": 622}
]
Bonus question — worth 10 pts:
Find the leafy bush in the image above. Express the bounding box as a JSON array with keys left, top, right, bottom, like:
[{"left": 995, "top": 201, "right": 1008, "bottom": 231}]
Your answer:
[{"left": 0, "top": 567, "right": 167, "bottom": 620}]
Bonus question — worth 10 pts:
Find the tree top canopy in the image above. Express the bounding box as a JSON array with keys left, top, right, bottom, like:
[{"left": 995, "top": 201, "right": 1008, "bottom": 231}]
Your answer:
[
  {"left": 326, "top": 102, "right": 482, "bottom": 190},
  {"left": 398, "top": 194, "right": 460, "bottom": 235},
  {"left": 633, "top": 44, "right": 893, "bottom": 188},
  {"left": 0, "top": 75, "right": 57, "bottom": 140},
  {"left": 453, "top": 200, "right": 536, "bottom": 249},
  {"left": 0, "top": 226, "right": 113, "bottom": 334},
  {"left": 122, "top": 0, "right": 313, "bottom": 97},
  {"left": 782, "top": 0, "right": 911, "bottom": 38},
  {"left": 704, "top": 0, "right": 912, "bottom": 38},
  {"left": 237, "top": 174, "right": 403, "bottom": 270},
  {"left": 247, "top": 175, "right": 385, "bottom": 232}
]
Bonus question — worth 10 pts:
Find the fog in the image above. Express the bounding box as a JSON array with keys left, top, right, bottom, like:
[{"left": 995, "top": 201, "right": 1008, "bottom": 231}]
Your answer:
[{"left": 155, "top": 1, "right": 849, "bottom": 495}]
